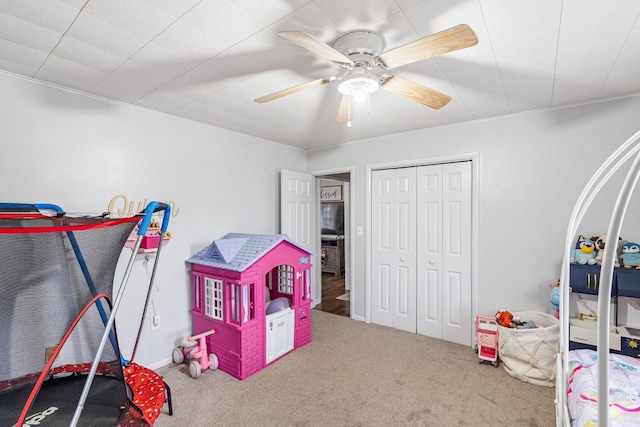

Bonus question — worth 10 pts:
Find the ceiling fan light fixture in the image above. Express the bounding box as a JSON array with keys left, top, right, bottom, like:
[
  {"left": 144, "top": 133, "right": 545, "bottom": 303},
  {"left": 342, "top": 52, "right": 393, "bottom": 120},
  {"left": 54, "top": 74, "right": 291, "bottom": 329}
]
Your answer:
[
  {"left": 259, "top": 25, "right": 477, "bottom": 124},
  {"left": 338, "top": 76, "right": 379, "bottom": 102}
]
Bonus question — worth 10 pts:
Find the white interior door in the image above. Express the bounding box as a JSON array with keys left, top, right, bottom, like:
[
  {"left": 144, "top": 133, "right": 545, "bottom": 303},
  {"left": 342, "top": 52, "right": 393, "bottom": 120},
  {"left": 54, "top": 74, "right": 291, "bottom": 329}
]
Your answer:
[
  {"left": 280, "top": 170, "right": 318, "bottom": 303},
  {"left": 416, "top": 162, "right": 472, "bottom": 345},
  {"left": 371, "top": 168, "right": 417, "bottom": 333},
  {"left": 371, "top": 162, "right": 472, "bottom": 345}
]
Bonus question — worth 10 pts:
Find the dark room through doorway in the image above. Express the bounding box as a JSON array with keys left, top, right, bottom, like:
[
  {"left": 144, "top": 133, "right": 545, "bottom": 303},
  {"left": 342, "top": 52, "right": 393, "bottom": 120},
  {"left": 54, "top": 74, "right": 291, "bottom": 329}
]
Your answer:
[{"left": 315, "top": 172, "right": 350, "bottom": 317}]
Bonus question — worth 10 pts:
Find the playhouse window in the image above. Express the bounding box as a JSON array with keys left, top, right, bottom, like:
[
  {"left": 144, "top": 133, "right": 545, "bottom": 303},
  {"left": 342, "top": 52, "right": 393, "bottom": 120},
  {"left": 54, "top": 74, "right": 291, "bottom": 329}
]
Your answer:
[
  {"left": 302, "top": 269, "right": 311, "bottom": 300},
  {"left": 248, "top": 284, "right": 255, "bottom": 319},
  {"left": 278, "top": 265, "right": 294, "bottom": 295},
  {"left": 230, "top": 283, "right": 255, "bottom": 325},
  {"left": 192, "top": 273, "right": 202, "bottom": 314},
  {"left": 204, "top": 277, "right": 223, "bottom": 321}
]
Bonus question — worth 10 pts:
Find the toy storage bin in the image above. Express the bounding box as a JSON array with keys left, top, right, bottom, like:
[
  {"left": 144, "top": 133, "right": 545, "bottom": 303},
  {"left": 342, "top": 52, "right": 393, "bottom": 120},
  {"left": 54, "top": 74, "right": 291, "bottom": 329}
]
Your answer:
[{"left": 497, "top": 311, "right": 559, "bottom": 387}]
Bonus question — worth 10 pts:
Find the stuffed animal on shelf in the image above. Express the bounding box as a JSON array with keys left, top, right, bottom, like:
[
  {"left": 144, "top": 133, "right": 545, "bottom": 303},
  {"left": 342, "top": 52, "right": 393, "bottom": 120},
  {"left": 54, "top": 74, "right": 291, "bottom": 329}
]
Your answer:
[
  {"left": 592, "top": 235, "right": 605, "bottom": 264},
  {"left": 622, "top": 242, "right": 640, "bottom": 269},
  {"left": 592, "top": 234, "right": 623, "bottom": 267},
  {"left": 572, "top": 235, "right": 597, "bottom": 265}
]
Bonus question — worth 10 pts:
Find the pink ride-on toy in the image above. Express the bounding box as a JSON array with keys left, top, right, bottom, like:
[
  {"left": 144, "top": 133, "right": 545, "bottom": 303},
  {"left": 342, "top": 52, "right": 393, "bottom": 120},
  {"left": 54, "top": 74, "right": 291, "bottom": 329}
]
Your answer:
[{"left": 172, "top": 329, "right": 218, "bottom": 379}]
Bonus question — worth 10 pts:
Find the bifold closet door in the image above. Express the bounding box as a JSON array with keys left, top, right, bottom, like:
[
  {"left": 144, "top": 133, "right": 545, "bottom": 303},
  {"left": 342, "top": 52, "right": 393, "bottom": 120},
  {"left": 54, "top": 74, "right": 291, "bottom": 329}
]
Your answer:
[
  {"left": 371, "top": 167, "right": 417, "bottom": 333},
  {"left": 371, "top": 162, "right": 472, "bottom": 345},
  {"left": 416, "top": 162, "right": 471, "bottom": 346}
]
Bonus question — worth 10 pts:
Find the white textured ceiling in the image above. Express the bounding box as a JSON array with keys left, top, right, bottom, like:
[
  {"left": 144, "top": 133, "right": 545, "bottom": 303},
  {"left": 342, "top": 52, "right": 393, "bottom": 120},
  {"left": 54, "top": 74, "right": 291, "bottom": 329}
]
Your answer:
[{"left": 1, "top": 0, "right": 639, "bottom": 150}]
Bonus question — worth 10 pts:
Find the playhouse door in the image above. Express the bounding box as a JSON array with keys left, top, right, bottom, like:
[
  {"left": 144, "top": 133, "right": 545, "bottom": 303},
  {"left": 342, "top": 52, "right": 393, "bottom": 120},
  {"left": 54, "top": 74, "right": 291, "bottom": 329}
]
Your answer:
[
  {"left": 266, "top": 308, "right": 295, "bottom": 364},
  {"left": 280, "top": 169, "right": 317, "bottom": 300}
]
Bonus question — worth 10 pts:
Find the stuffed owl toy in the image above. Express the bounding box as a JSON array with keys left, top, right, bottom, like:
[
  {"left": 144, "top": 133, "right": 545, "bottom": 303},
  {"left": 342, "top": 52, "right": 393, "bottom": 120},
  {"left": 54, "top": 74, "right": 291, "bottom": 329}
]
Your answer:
[
  {"left": 622, "top": 242, "right": 640, "bottom": 269},
  {"left": 572, "top": 235, "right": 597, "bottom": 265}
]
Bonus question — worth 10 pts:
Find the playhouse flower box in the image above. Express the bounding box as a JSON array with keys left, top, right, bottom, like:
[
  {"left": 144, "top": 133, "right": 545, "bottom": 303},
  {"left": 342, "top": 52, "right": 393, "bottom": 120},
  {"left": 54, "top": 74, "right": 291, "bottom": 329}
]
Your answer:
[{"left": 141, "top": 234, "right": 161, "bottom": 249}]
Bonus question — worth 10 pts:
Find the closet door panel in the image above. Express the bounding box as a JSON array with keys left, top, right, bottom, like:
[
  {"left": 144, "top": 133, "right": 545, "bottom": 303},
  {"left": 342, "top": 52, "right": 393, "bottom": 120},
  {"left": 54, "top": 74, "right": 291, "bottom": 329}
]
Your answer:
[
  {"left": 378, "top": 264, "right": 391, "bottom": 313},
  {"left": 424, "top": 269, "right": 439, "bottom": 322},
  {"left": 441, "top": 163, "right": 472, "bottom": 345},
  {"left": 397, "top": 265, "right": 411, "bottom": 317},
  {"left": 372, "top": 168, "right": 417, "bottom": 333},
  {"left": 417, "top": 165, "right": 443, "bottom": 337},
  {"left": 446, "top": 200, "right": 462, "bottom": 255},
  {"left": 445, "top": 271, "right": 462, "bottom": 327},
  {"left": 373, "top": 196, "right": 393, "bottom": 327}
]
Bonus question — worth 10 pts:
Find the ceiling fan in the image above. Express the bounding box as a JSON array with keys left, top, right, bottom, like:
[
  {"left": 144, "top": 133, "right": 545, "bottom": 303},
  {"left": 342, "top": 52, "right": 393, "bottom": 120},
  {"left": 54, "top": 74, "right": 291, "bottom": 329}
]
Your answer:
[{"left": 254, "top": 24, "right": 478, "bottom": 126}]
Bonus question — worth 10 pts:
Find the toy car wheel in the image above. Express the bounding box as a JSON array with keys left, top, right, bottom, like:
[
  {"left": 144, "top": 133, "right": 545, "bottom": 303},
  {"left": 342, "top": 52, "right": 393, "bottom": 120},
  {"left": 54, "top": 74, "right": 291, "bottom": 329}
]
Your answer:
[
  {"left": 478, "top": 358, "right": 483, "bottom": 364},
  {"left": 492, "top": 360, "right": 499, "bottom": 368},
  {"left": 474, "top": 344, "right": 478, "bottom": 353},
  {"left": 172, "top": 347, "right": 184, "bottom": 364},
  {"left": 189, "top": 360, "right": 201, "bottom": 379},
  {"left": 208, "top": 353, "right": 219, "bottom": 370}
]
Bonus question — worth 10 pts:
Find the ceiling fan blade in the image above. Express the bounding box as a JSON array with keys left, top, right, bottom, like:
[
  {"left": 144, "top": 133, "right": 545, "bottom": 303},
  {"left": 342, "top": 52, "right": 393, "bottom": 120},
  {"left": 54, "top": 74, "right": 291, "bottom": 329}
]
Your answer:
[
  {"left": 279, "top": 31, "right": 354, "bottom": 66},
  {"left": 377, "top": 24, "right": 478, "bottom": 69},
  {"left": 381, "top": 75, "right": 451, "bottom": 109},
  {"left": 254, "top": 78, "right": 331, "bottom": 103},
  {"left": 336, "top": 95, "right": 354, "bottom": 125}
]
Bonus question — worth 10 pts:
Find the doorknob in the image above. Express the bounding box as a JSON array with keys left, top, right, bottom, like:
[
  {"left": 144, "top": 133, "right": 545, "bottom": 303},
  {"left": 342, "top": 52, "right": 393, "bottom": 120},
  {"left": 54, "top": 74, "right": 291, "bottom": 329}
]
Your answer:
[
  {"left": 429, "top": 260, "right": 435, "bottom": 265},
  {"left": 400, "top": 258, "right": 405, "bottom": 262}
]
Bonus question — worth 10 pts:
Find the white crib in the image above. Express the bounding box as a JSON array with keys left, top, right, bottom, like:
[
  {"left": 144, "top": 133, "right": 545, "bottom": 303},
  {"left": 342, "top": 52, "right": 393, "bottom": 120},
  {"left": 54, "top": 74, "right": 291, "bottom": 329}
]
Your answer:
[{"left": 556, "top": 129, "right": 640, "bottom": 426}]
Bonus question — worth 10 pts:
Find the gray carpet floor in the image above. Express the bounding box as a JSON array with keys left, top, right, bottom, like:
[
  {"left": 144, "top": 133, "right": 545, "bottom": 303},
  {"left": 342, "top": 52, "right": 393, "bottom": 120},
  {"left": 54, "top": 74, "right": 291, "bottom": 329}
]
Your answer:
[{"left": 154, "top": 310, "right": 556, "bottom": 426}]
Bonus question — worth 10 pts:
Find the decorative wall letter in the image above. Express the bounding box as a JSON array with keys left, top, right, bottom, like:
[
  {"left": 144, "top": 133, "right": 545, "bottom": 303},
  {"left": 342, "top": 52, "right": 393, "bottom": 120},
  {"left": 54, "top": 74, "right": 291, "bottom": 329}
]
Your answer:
[{"left": 108, "top": 195, "right": 181, "bottom": 218}]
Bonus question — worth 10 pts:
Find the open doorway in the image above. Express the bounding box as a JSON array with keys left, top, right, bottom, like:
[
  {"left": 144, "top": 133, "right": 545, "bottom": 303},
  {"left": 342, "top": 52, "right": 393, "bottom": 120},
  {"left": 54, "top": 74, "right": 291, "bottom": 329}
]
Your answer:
[{"left": 314, "top": 173, "right": 350, "bottom": 317}]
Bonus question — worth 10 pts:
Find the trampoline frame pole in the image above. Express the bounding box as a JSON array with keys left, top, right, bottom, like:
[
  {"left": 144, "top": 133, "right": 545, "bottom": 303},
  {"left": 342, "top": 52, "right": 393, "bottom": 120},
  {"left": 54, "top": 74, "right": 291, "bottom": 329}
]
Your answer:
[
  {"left": 70, "top": 232, "right": 143, "bottom": 427},
  {"left": 131, "top": 204, "right": 171, "bottom": 362},
  {"left": 70, "top": 202, "right": 164, "bottom": 427}
]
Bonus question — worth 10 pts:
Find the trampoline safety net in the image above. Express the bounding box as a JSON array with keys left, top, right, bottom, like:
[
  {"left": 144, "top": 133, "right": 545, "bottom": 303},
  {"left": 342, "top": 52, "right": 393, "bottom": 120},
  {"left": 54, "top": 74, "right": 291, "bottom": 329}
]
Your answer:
[{"left": 0, "top": 207, "right": 164, "bottom": 427}]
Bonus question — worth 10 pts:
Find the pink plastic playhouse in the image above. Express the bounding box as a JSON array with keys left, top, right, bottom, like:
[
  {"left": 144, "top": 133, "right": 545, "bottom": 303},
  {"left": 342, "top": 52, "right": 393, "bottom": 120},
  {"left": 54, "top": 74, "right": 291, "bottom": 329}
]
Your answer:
[{"left": 186, "top": 233, "right": 313, "bottom": 380}]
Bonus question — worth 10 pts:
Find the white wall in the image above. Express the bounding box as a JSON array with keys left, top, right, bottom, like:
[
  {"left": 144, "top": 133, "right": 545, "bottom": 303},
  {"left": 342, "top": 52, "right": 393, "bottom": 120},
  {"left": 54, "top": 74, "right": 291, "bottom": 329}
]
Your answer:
[
  {"left": 4, "top": 68, "right": 640, "bottom": 366},
  {"left": 0, "top": 72, "right": 307, "bottom": 368},
  {"left": 308, "top": 95, "right": 640, "bottom": 321}
]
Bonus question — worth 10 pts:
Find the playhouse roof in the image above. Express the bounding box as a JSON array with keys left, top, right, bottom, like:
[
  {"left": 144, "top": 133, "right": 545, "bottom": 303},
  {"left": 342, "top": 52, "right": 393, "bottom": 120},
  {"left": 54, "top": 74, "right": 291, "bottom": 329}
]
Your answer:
[{"left": 186, "top": 233, "right": 312, "bottom": 272}]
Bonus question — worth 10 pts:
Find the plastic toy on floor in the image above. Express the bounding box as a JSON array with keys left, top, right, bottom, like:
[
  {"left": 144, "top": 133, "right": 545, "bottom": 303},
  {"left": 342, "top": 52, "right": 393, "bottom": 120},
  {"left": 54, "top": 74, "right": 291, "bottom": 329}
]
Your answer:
[
  {"left": 172, "top": 330, "right": 218, "bottom": 379},
  {"left": 475, "top": 315, "right": 499, "bottom": 367},
  {"left": 495, "top": 310, "right": 515, "bottom": 327}
]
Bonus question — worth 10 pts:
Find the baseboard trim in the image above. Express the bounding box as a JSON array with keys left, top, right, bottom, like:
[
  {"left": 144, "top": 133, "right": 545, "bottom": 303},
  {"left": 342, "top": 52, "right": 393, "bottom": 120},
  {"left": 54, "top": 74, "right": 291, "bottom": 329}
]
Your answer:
[{"left": 146, "top": 357, "right": 173, "bottom": 371}]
